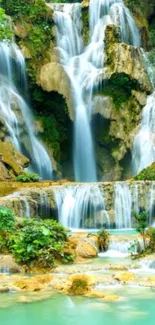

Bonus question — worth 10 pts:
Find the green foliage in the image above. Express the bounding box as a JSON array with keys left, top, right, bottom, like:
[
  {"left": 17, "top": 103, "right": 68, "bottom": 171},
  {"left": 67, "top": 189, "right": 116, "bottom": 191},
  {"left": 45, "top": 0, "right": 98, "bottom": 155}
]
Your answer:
[
  {"left": 16, "top": 173, "right": 40, "bottom": 182},
  {"left": 146, "top": 227, "right": 155, "bottom": 252},
  {"left": 0, "top": 206, "right": 15, "bottom": 232},
  {"left": 134, "top": 163, "right": 155, "bottom": 181},
  {"left": 134, "top": 211, "right": 148, "bottom": 250},
  {"left": 0, "top": 7, "right": 13, "bottom": 41},
  {"left": 39, "top": 116, "right": 60, "bottom": 160},
  {"left": 100, "top": 74, "right": 138, "bottom": 109},
  {"left": 98, "top": 229, "right": 109, "bottom": 252},
  {"left": 32, "top": 88, "right": 71, "bottom": 163},
  {"left": 2, "top": 0, "right": 47, "bottom": 20},
  {"left": 9, "top": 218, "right": 68, "bottom": 267}
]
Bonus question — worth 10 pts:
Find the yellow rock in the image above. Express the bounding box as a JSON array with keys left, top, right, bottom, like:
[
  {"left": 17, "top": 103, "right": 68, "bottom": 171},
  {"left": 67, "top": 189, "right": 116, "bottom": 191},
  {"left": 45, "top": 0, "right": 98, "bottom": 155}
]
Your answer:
[
  {"left": 103, "top": 295, "right": 119, "bottom": 302},
  {"left": 14, "top": 279, "right": 44, "bottom": 292},
  {"left": 114, "top": 272, "right": 135, "bottom": 282}
]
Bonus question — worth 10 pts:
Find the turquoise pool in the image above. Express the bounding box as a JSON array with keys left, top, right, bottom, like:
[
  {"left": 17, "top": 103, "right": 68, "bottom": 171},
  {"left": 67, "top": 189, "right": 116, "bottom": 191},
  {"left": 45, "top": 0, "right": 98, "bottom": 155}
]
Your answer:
[{"left": 0, "top": 287, "right": 154, "bottom": 325}]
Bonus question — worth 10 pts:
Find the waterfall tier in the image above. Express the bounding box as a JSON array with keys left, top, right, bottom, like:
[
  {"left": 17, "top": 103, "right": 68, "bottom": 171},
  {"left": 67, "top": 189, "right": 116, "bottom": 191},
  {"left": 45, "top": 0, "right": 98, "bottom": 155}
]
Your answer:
[
  {"left": 0, "top": 42, "right": 53, "bottom": 180},
  {"left": 52, "top": 0, "right": 141, "bottom": 182},
  {"left": 1, "top": 181, "right": 155, "bottom": 230}
]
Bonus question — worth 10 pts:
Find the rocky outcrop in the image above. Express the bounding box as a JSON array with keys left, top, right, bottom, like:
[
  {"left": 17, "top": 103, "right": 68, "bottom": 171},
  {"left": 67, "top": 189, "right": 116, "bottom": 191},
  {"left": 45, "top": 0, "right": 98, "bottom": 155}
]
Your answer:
[
  {"left": 0, "top": 141, "right": 29, "bottom": 180},
  {"left": 104, "top": 25, "right": 152, "bottom": 93}
]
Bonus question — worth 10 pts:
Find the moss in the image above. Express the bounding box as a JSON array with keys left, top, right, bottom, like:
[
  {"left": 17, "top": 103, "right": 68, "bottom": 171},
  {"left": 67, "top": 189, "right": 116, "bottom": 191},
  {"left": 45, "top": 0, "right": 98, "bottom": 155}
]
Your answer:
[
  {"left": 3, "top": 0, "right": 54, "bottom": 83},
  {"left": 98, "top": 73, "right": 139, "bottom": 109},
  {"left": 31, "top": 86, "right": 72, "bottom": 164},
  {"left": 134, "top": 163, "right": 155, "bottom": 181},
  {"left": 81, "top": 7, "right": 89, "bottom": 45}
]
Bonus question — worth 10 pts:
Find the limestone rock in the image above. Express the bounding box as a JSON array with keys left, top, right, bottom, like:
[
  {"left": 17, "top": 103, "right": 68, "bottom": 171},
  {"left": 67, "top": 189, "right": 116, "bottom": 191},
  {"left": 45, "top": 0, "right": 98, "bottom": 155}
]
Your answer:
[
  {"left": 0, "top": 255, "right": 21, "bottom": 274},
  {"left": 39, "top": 60, "right": 73, "bottom": 119},
  {"left": 114, "top": 272, "right": 135, "bottom": 282},
  {"left": 0, "top": 141, "right": 29, "bottom": 179},
  {"left": 104, "top": 25, "right": 153, "bottom": 94},
  {"left": 14, "top": 22, "right": 31, "bottom": 39},
  {"left": 14, "top": 279, "right": 44, "bottom": 292}
]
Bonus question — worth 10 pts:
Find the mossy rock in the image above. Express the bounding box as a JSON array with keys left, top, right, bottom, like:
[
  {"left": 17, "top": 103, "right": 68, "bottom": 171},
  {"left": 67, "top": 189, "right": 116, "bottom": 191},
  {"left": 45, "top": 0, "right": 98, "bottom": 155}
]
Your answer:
[{"left": 134, "top": 163, "right": 155, "bottom": 181}]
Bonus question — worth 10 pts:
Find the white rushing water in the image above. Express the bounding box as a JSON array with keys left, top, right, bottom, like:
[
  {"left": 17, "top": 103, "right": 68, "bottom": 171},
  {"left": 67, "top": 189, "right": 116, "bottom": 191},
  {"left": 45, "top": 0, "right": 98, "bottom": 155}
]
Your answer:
[
  {"left": 132, "top": 92, "right": 155, "bottom": 175},
  {"left": 53, "top": 184, "right": 110, "bottom": 229},
  {"left": 53, "top": 0, "right": 140, "bottom": 181},
  {"left": 114, "top": 183, "right": 132, "bottom": 229},
  {"left": 0, "top": 42, "right": 53, "bottom": 179}
]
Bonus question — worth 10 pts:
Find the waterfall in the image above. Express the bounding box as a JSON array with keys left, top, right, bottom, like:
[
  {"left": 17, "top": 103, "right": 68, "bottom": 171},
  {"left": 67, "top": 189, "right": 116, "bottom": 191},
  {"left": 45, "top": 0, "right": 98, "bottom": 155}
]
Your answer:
[
  {"left": 132, "top": 92, "right": 155, "bottom": 175},
  {"left": 53, "top": 184, "right": 110, "bottom": 229},
  {"left": 0, "top": 42, "right": 53, "bottom": 180},
  {"left": 114, "top": 183, "right": 132, "bottom": 229},
  {"left": 53, "top": 0, "right": 140, "bottom": 182},
  {"left": 149, "top": 183, "right": 155, "bottom": 225}
]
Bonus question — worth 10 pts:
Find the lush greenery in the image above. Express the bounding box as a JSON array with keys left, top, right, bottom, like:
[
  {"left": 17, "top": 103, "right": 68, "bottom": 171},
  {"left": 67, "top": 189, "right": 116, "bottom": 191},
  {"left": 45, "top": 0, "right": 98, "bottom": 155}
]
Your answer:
[
  {"left": 146, "top": 227, "right": 155, "bottom": 252},
  {"left": 16, "top": 172, "right": 40, "bottom": 182},
  {"left": 134, "top": 211, "right": 148, "bottom": 250},
  {"left": 33, "top": 88, "right": 71, "bottom": 164},
  {"left": 101, "top": 74, "right": 139, "bottom": 109},
  {"left": 0, "top": 207, "right": 74, "bottom": 268},
  {"left": 0, "top": 7, "right": 13, "bottom": 41},
  {"left": 0, "top": 206, "right": 15, "bottom": 232},
  {"left": 2, "top": 0, "right": 48, "bottom": 19},
  {"left": 2, "top": 0, "right": 53, "bottom": 82},
  {"left": 98, "top": 229, "right": 109, "bottom": 252},
  {"left": 0, "top": 207, "right": 15, "bottom": 251},
  {"left": 134, "top": 163, "right": 155, "bottom": 181}
]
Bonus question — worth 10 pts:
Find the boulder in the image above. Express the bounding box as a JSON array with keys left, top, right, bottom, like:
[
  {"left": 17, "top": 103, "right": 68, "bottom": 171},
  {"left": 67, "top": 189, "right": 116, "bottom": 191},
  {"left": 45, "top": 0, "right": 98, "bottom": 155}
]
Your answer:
[{"left": 0, "top": 141, "right": 29, "bottom": 179}]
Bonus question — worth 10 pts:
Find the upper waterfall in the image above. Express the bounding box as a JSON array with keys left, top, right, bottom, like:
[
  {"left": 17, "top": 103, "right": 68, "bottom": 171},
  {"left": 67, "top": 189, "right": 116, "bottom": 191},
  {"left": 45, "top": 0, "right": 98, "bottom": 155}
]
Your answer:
[
  {"left": 0, "top": 42, "right": 53, "bottom": 180},
  {"left": 53, "top": 0, "right": 140, "bottom": 182}
]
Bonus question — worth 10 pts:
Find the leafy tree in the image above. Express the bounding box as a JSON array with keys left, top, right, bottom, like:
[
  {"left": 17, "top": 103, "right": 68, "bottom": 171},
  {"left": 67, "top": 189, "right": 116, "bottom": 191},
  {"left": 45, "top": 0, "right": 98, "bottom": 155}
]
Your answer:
[{"left": 134, "top": 211, "right": 148, "bottom": 251}]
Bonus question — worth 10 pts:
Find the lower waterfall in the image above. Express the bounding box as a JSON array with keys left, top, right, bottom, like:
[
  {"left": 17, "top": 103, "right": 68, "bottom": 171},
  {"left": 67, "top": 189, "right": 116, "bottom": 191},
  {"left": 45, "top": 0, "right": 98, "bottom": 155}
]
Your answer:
[{"left": 53, "top": 184, "right": 110, "bottom": 229}]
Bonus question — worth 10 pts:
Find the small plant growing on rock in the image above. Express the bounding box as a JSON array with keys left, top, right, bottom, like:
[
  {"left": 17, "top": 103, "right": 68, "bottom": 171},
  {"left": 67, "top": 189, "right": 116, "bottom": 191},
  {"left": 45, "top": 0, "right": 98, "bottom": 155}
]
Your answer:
[
  {"left": 16, "top": 172, "right": 40, "bottom": 182},
  {"left": 98, "top": 228, "right": 109, "bottom": 252}
]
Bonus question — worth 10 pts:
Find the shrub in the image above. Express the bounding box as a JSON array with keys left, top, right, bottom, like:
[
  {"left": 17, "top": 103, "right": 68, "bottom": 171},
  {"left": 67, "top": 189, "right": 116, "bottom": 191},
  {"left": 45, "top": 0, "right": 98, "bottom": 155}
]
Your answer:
[
  {"left": 0, "top": 206, "right": 15, "bottom": 232},
  {"left": 9, "top": 218, "right": 68, "bottom": 267},
  {"left": 98, "top": 229, "right": 109, "bottom": 252},
  {"left": 16, "top": 172, "right": 40, "bottom": 182}
]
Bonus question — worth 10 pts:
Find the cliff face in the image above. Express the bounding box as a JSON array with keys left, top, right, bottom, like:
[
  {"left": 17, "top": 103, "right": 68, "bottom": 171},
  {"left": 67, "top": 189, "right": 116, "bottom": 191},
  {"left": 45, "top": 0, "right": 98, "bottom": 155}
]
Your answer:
[{"left": 3, "top": 0, "right": 155, "bottom": 181}]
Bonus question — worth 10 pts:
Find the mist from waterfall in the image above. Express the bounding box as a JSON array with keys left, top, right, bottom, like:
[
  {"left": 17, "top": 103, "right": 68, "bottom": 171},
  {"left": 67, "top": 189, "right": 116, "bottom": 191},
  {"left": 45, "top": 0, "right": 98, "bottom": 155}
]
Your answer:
[
  {"left": 53, "top": 0, "right": 140, "bottom": 182},
  {"left": 0, "top": 42, "right": 53, "bottom": 179}
]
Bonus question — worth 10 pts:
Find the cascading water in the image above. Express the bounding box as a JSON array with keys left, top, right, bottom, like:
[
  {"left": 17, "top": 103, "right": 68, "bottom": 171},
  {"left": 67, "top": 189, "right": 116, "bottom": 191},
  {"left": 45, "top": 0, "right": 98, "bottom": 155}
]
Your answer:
[
  {"left": 114, "top": 183, "right": 132, "bottom": 229},
  {"left": 53, "top": 0, "right": 140, "bottom": 181},
  {"left": 53, "top": 184, "right": 110, "bottom": 229},
  {"left": 132, "top": 92, "right": 155, "bottom": 175},
  {"left": 0, "top": 42, "right": 53, "bottom": 179}
]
